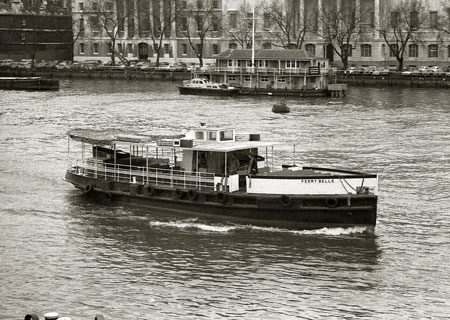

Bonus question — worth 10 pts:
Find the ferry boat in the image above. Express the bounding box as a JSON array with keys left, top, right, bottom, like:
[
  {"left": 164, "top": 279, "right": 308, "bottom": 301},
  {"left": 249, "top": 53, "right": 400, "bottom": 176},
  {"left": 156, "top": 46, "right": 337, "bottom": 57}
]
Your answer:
[
  {"left": 177, "top": 78, "right": 240, "bottom": 96},
  {"left": 64, "top": 124, "right": 378, "bottom": 230},
  {"left": 0, "top": 76, "right": 59, "bottom": 91}
]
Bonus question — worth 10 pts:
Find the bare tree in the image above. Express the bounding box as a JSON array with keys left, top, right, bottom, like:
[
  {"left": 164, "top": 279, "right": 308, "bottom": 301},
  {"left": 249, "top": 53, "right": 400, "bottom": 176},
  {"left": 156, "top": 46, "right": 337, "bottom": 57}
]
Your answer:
[
  {"left": 378, "top": 0, "right": 427, "bottom": 71},
  {"left": 86, "top": 0, "right": 130, "bottom": 65},
  {"left": 317, "top": 1, "right": 363, "bottom": 70},
  {"left": 263, "top": 0, "right": 312, "bottom": 49},
  {"left": 221, "top": 3, "right": 254, "bottom": 49},
  {"left": 437, "top": 5, "right": 450, "bottom": 36},
  {"left": 177, "top": 1, "right": 220, "bottom": 66},
  {"left": 142, "top": 0, "right": 182, "bottom": 66}
]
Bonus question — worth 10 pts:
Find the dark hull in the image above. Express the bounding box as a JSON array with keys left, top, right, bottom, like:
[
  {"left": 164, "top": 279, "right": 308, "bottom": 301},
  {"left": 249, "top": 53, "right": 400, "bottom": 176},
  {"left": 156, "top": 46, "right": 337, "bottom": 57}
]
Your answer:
[
  {"left": 0, "top": 77, "right": 59, "bottom": 91},
  {"left": 65, "top": 171, "right": 377, "bottom": 230},
  {"left": 177, "top": 85, "right": 240, "bottom": 96}
]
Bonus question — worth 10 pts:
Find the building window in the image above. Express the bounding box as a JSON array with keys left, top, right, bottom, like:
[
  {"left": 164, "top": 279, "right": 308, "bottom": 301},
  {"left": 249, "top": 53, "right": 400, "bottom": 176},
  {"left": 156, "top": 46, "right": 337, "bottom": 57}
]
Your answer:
[
  {"left": 80, "top": 43, "right": 85, "bottom": 54},
  {"left": 361, "top": 44, "right": 371, "bottom": 57},
  {"left": 258, "top": 60, "right": 267, "bottom": 68},
  {"left": 117, "top": 43, "right": 123, "bottom": 53},
  {"left": 212, "top": 44, "right": 219, "bottom": 54},
  {"left": 164, "top": 43, "right": 170, "bottom": 54},
  {"left": 264, "top": 12, "right": 271, "bottom": 29},
  {"left": 448, "top": 45, "right": 450, "bottom": 58},
  {"left": 181, "top": 1, "right": 187, "bottom": 9},
  {"left": 260, "top": 76, "right": 269, "bottom": 82},
  {"left": 410, "top": 11, "right": 419, "bottom": 28},
  {"left": 369, "top": 12, "right": 375, "bottom": 28},
  {"left": 196, "top": 44, "right": 202, "bottom": 53},
  {"left": 229, "top": 42, "right": 237, "bottom": 49},
  {"left": 343, "top": 44, "right": 352, "bottom": 57},
  {"left": 277, "top": 76, "right": 286, "bottom": 83},
  {"left": 409, "top": 44, "right": 418, "bottom": 57},
  {"left": 261, "top": 43, "right": 271, "bottom": 49},
  {"left": 107, "top": 42, "right": 112, "bottom": 54},
  {"left": 79, "top": 18, "right": 85, "bottom": 32},
  {"left": 196, "top": 16, "right": 202, "bottom": 31},
  {"left": 428, "top": 44, "right": 438, "bottom": 58},
  {"left": 22, "top": 19, "right": 26, "bottom": 26},
  {"left": 286, "top": 61, "right": 295, "bottom": 68},
  {"left": 212, "top": 0, "right": 219, "bottom": 9},
  {"left": 127, "top": 43, "right": 133, "bottom": 55},
  {"left": 247, "top": 13, "right": 253, "bottom": 30},
  {"left": 305, "top": 44, "right": 315, "bottom": 56},
  {"left": 105, "top": 1, "right": 113, "bottom": 11},
  {"left": 79, "top": 2, "right": 84, "bottom": 10},
  {"left": 229, "top": 12, "right": 237, "bottom": 29},
  {"left": 92, "top": 2, "right": 98, "bottom": 11},
  {"left": 196, "top": 0, "right": 202, "bottom": 9},
  {"left": 93, "top": 43, "right": 99, "bottom": 54},
  {"left": 390, "top": 12, "right": 399, "bottom": 28},
  {"left": 390, "top": 44, "right": 398, "bottom": 57},
  {"left": 430, "top": 11, "right": 438, "bottom": 29},
  {"left": 212, "top": 19, "right": 219, "bottom": 32},
  {"left": 182, "top": 43, "right": 187, "bottom": 55},
  {"left": 228, "top": 60, "right": 233, "bottom": 66},
  {"left": 180, "top": 17, "right": 188, "bottom": 31}
]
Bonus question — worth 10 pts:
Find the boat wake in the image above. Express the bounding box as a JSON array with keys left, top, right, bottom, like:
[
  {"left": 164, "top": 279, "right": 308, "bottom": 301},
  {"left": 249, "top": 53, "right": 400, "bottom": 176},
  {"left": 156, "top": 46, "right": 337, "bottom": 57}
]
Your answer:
[{"left": 149, "top": 219, "right": 371, "bottom": 235}]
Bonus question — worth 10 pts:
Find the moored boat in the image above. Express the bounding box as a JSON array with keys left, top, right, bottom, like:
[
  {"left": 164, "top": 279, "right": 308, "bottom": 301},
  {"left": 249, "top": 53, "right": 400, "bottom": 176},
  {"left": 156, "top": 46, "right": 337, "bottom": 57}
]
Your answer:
[
  {"left": 0, "top": 76, "right": 59, "bottom": 91},
  {"left": 177, "top": 78, "right": 240, "bottom": 96},
  {"left": 64, "top": 124, "right": 378, "bottom": 230}
]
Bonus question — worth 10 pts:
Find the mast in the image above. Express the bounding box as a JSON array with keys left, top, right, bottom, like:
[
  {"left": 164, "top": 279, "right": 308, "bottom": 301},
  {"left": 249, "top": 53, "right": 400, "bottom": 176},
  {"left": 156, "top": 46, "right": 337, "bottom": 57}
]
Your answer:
[{"left": 252, "top": 0, "right": 255, "bottom": 68}]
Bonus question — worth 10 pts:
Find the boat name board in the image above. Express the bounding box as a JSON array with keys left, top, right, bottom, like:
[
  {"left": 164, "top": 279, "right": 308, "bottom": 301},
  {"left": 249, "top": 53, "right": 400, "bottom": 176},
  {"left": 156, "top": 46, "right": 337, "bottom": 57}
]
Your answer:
[{"left": 300, "top": 179, "right": 335, "bottom": 183}]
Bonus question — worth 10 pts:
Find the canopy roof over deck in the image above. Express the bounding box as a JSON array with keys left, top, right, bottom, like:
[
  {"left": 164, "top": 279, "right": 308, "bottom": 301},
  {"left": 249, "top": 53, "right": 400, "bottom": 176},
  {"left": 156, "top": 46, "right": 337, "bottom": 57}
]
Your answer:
[{"left": 67, "top": 128, "right": 183, "bottom": 146}]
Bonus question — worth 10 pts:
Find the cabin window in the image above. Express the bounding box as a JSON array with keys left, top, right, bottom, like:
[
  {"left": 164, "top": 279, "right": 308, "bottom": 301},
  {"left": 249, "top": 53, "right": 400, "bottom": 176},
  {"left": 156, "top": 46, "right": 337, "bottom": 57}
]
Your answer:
[
  {"left": 286, "top": 61, "right": 295, "bottom": 69},
  {"left": 80, "top": 43, "right": 85, "bottom": 54},
  {"left": 220, "top": 130, "right": 233, "bottom": 141},
  {"left": 244, "top": 75, "right": 251, "bottom": 82},
  {"left": 195, "top": 131, "right": 205, "bottom": 139},
  {"left": 208, "top": 131, "right": 216, "bottom": 140},
  {"left": 247, "top": 60, "right": 252, "bottom": 67},
  {"left": 261, "top": 76, "right": 269, "bottom": 82},
  {"left": 277, "top": 76, "right": 286, "bottom": 83},
  {"left": 229, "top": 42, "right": 237, "bottom": 49},
  {"left": 182, "top": 43, "right": 188, "bottom": 55},
  {"left": 258, "top": 60, "right": 267, "bottom": 68},
  {"left": 93, "top": 43, "right": 99, "bottom": 54},
  {"left": 228, "top": 75, "right": 237, "bottom": 82}
]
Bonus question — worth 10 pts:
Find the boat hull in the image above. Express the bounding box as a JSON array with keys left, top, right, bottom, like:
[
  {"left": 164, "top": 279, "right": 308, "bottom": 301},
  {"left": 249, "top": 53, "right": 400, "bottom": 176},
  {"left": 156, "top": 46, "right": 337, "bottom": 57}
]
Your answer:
[
  {"left": 65, "top": 171, "right": 377, "bottom": 230},
  {"left": 0, "top": 77, "right": 59, "bottom": 91},
  {"left": 177, "top": 85, "right": 240, "bottom": 96}
]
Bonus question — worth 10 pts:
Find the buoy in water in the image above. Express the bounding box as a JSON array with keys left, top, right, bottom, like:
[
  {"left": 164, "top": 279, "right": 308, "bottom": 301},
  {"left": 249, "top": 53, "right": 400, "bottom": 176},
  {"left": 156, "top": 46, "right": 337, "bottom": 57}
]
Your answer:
[
  {"left": 272, "top": 101, "right": 290, "bottom": 113},
  {"left": 43, "top": 312, "right": 59, "bottom": 320}
]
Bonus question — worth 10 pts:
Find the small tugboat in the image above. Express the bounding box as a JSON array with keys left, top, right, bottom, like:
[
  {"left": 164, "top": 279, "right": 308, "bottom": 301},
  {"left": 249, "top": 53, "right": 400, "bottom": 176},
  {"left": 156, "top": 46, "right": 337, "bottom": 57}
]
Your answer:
[
  {"left": 64, "top": 124, "right": 378, "bottom": 230},
  {"left": 0, "top": 76, "right": 59, "bottom": 91},
  {"left": 177, "top": 78, "right": 240, "bottom": 96}
]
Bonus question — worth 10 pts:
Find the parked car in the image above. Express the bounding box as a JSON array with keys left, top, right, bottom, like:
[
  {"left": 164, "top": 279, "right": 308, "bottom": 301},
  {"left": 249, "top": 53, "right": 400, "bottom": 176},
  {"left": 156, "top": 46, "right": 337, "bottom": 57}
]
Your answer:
[
  {"left": 200, "top": 63, "right": 216, "bottom": 72},
  {"left": 187, "top": 63, "right": 200, "bottom": 72},
  {"left": 56, "top": 61, "right": 72, "bottom": 70},
  {"left": 0, "top": 59, "right": 13, "bottom": 69},
  {"left": 344, "top": 67, "right": 362, "bottom": 75},
  {"left": 155, "top": 62, "right": 170, "bottom": 71},
  {"left": 140, "top": 62, "right": 156, "bottom": 71},
  {"left": 170, "top": 62, "right": 187, "bottom": 71}
]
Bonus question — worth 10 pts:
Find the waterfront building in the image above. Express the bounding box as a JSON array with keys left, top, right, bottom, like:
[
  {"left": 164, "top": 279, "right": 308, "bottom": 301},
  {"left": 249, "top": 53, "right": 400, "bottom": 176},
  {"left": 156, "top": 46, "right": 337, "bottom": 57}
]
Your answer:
[
  {"left": 0, "top": 0, "right": 73, "bottom": 61},
  {"left": 71, "top": 0, "right": 450, "bottom": 69}
]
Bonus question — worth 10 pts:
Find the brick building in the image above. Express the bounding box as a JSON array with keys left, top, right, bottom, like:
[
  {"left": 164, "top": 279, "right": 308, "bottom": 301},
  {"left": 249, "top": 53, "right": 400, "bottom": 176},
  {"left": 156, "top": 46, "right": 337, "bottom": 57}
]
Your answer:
[{"left": 72, "top": 0, "right": 450, "bottom": 69}]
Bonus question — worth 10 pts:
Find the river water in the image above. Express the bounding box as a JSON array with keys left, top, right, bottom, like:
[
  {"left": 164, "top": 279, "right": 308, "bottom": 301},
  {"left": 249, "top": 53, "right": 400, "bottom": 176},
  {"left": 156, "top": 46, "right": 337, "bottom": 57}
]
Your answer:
[{"left": 1, "top": 79, "right": 449, "bottom": 319}]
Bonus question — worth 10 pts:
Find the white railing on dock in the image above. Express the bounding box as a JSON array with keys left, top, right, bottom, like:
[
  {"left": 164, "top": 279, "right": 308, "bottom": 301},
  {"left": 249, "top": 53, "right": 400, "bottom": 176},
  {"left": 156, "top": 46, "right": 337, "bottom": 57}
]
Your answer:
[{"left": 70, "top": 159, "right": 215, "bottom": 190}]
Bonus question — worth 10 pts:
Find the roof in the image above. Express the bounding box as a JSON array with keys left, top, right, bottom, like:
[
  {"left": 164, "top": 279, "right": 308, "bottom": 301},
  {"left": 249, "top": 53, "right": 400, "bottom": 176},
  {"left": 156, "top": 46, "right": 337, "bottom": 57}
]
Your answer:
[
  {"left": 190, "top": 140, "right": 277, "bottom": 152},
  {"left": 213, "top": 49, "right": 318, "bottom": 61},
  {"left": 67, "top": 129, "right": 183, "bottom": 145}
]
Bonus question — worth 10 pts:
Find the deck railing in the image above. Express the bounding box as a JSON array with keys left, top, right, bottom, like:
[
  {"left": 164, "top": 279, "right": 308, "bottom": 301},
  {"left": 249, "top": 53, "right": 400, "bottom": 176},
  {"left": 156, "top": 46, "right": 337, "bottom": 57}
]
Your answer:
[
  {"left": 201, "top": 67, "right": 329, "bottom": 75},
  {"left": 70, "top": 159, "right": 216, "bottom": 190}
]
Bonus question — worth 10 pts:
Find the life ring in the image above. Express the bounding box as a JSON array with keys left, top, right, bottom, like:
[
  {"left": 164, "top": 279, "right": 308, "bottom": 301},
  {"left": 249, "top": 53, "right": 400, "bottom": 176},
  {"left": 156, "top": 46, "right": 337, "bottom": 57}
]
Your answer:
[
  {"left": 280, "top": 195, "right": 293, "bottom": 207},
  {"left": 325, "top": 197, "right": 339, "bottom": 208},
  {"left": 144, "top": 185, "right": 155, "bottom": 196},
  {"left": 175, "top": 189, "right": 184, "bottom": 199},
  {"left": 217, "top": 192, "right": 228, "bottom": 203},
  {"left": 105, "top": 192, "right": 113, "bottom": 200},
  {"left": 187, "top": 189, "right": 198, "bottom": 201},
  {"left": 83, "top": 184, "right": 92, "bottom": 193}
]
